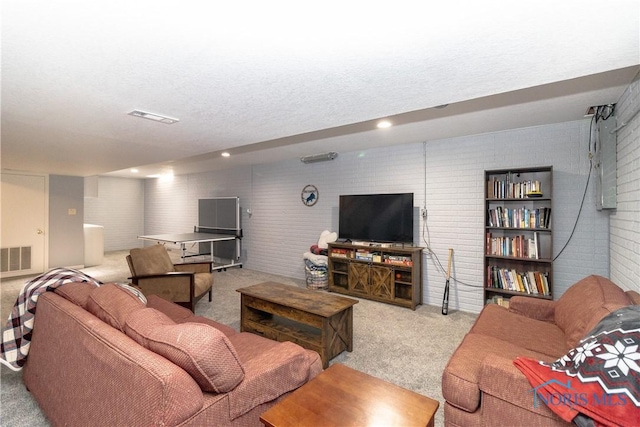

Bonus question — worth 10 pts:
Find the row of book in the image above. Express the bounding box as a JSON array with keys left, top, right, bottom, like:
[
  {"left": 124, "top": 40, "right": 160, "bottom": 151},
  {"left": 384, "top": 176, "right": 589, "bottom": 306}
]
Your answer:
[
  {"left": 355, "top": 249, "right": 381, "bottom": 262},
  {"left": 487, "top": 207, "right": 551, "bottom": 229},
  {"left": 384, "top": 255, "right": 413, "bottom": 266},
  {"left": 330, "top": 248, "right": 350, "bottom": 258},
  {"left": 331, "top": 249, "right": 413, "bottom": 266},
  {"left": 487, "top": 266, "right": 550, "bottom": 295},
  {"left": 488, "top": 177, "right": 542, "bottom": 199},
  {"left": 486, "top": 232, "right": 541, "bottom": 259}
]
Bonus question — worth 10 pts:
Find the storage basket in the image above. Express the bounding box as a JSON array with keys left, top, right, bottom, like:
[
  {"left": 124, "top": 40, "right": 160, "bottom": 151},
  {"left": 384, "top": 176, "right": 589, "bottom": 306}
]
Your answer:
[{"left": 305, "top": 267, "right": 328, "bottom": 290}]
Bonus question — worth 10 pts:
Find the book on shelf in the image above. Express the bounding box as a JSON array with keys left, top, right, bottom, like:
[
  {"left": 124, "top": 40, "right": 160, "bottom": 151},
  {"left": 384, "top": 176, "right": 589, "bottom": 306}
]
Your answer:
[
  {"left": 487, "top": 207, "right": 551, "bottom": 229},
  {"left": 487, "top": 295, "right": 510, "bottom": 308},
  {"left": 487, "top": 175, "right": 542, "bottom": 199},
  {"left": 487, "top": 266, "right": 550, "bottom": 296},
  {"left": 485, "top": 232, "right": 541, "bottom": 259}
]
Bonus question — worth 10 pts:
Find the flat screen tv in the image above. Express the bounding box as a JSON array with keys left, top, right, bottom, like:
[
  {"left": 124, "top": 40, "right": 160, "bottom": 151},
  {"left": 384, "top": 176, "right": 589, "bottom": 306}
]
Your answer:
[{"left": 338, "top": 193, "right": 414, "bottom": 244}]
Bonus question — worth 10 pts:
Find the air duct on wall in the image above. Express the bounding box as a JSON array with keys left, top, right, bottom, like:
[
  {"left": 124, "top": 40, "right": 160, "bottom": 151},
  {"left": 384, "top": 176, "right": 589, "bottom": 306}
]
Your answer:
[{"left": 300, "top": 152, "right": 338, "bottom": 164}]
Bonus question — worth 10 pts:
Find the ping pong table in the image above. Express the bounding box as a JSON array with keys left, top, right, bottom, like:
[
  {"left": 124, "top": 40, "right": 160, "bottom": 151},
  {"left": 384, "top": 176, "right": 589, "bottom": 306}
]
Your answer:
[{"left": 137, "top": 227, "right": 242, "bottom": 271}]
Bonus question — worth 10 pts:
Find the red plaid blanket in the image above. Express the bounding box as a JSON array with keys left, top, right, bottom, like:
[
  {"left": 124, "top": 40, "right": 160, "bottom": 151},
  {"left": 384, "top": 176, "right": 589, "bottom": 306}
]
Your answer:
[{"left": 1, "top": 268, "right": 102, "bottom": 371}]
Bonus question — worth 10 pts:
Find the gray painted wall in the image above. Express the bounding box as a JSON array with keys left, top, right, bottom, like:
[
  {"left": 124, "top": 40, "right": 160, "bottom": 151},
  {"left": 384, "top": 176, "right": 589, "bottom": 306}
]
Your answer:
[
  {"left": 84, "top": 177, "right": 145, "bottom": 252},
  {"left": 48, "top": 175, "right": 84, "bottom": 267}
]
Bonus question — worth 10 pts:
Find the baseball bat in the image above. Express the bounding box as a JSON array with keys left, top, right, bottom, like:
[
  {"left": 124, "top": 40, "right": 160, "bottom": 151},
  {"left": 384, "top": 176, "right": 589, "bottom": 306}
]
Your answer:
[{"left": 441, "top": 248, "right": 453, "bottom": 315}]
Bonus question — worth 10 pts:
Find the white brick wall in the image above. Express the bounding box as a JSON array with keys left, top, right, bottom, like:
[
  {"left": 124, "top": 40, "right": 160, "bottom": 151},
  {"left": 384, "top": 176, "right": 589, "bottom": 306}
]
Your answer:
[
  {"left": 144, "top": 119, "right": 611, "bottom": 313},
  {"left": 610, "top": 77, "right": 640, "bottom": 292},
  {"left": 84, "top": 177, "right": 145, "bottom": 251}
]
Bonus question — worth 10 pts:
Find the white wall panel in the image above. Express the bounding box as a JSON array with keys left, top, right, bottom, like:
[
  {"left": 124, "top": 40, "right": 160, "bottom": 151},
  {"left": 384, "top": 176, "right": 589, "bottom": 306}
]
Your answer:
[{"left": 610, "top": 77, "right": 640, "bottom": 292}]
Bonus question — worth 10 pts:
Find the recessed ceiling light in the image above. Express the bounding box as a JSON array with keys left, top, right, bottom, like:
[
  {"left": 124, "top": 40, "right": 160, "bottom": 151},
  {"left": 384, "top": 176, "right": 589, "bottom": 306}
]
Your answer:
[
  {"left": 221, "top": 152, "right": 231, "bottom": 157},
  {"left": 377, "top": 120, "right": 392, "bottom": 129},
  {"left": 130, "top": 168, "right": 139, "bottom": 173},
  {"left": 127, "top": 110, "right": 179, "bottom": 124}
]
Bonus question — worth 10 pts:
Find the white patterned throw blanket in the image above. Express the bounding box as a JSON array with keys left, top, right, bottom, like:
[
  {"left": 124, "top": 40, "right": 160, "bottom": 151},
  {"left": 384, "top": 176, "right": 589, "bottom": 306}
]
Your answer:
[{"left": 1, "top": 268, "right": 102, "bottom": 371}]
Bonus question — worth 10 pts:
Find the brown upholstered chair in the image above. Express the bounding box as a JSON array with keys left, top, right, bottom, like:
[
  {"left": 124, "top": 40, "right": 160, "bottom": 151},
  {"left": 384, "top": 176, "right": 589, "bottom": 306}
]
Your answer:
[{"left": 126, "top": 244, "right": 213, "bottom": 312}]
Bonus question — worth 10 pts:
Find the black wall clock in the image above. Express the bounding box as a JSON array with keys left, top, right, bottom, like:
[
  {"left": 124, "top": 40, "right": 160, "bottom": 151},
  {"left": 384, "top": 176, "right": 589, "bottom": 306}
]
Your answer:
[{"left": 301, "top": 185, "right": 319, "bottom": 206}]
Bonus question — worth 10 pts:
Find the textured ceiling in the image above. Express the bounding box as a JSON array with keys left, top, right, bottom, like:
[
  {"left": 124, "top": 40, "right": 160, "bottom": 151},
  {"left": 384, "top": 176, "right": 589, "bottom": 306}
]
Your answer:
[{"left": 1, "top": 1, "right": 639, "bottom": 178}]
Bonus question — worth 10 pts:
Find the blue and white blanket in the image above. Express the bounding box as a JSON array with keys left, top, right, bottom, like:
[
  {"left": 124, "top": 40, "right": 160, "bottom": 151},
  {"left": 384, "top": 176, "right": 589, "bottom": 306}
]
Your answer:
[{"left": 1, "top": 268, "right": 102, "bottom": 371}]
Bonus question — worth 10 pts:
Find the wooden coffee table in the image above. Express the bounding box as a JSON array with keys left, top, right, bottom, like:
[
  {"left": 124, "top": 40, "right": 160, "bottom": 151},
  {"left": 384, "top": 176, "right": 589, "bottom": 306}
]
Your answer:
[
  {"left": 237, "top": 282, "right": 358, "bottom": 368},
  {"left": 260, "top": 363, "right": 439, "bottom": 427}
]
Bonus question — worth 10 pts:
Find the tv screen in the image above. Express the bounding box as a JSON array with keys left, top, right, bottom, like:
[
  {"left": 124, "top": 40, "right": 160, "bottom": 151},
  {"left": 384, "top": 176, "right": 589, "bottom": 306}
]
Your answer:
[{"left": 339, "top": 193, "right": 414, "bottom": 244}]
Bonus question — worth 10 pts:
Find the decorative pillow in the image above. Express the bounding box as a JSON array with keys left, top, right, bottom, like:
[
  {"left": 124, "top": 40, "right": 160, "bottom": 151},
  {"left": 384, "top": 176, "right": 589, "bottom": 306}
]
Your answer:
[
  {"left": 54, "top": 281, "right": 99, "bottom": 308},
  {"left": 125, "top": 308, "right": 245, "bottom": 393},
  {"left": 514, "top": 306, "right": 640, "bottom": 426},
  {"left": 115, "top": 283, "right": 147, "bottom": 304},
  {"left": 317, "top": 230, "right": 338, "bottom": 249},
  {"left": 86, "top": 283, "right": 146, "bottom": 331}
]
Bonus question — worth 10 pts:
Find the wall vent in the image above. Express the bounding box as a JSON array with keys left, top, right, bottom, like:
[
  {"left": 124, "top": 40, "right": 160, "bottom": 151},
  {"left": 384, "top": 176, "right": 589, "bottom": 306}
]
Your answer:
[{"left": 0, "top": 246, "right": 32, "bottom": 272}]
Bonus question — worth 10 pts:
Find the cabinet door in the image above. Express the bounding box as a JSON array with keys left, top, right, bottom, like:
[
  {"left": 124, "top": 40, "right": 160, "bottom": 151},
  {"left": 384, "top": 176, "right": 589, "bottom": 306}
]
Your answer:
[
  {"left": 370, "top": 266, "right": 393, "bottom": 299},
  {"left": 349, "top": 263, "right": 370, "bottom": 294}
]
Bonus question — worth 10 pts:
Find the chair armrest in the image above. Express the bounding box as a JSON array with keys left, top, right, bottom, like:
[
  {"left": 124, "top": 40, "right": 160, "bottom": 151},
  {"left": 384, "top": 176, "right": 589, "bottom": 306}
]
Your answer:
[
  {"left": 508, "top": 296, "right": 556, "bottom": 323},
  {"left": 129, "top": 271, "right": 195, "bottom": 281},
  {"left": 174, "top": 262, "right": 212, "bottom": 274},
  {"left": 227, "top": 342, "right": 315, "bottom": 419}
]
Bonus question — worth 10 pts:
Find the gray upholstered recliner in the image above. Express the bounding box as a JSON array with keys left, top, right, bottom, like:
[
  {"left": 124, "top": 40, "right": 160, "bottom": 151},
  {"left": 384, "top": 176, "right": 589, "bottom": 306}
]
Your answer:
[{"left": 126, "top": 244, "right": 213, "bottom": 311}]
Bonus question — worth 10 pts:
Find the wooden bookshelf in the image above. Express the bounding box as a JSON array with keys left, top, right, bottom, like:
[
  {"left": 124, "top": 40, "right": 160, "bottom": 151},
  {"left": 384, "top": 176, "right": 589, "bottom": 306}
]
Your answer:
[
  {"left": 484, "top": 167, "right": 553, "bottom": 306},
  {"left": 328, "top": 242, "right": 423, "bottom": 310}
]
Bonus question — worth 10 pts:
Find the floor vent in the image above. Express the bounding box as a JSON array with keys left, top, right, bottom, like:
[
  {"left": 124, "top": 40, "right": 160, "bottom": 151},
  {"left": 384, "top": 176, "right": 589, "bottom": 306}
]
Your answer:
[{"left": 0, "top": 246, "right": 32, "bottom": 272}]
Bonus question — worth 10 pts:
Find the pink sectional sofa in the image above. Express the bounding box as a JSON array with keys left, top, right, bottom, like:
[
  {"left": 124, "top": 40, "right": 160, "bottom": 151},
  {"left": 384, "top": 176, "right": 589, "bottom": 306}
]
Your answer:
[
  {"left": 22, "top": 282, "right": 322, "bottom": 426},
  {"left": 442, "top": 275, "right": 640, "bottom": 426}
]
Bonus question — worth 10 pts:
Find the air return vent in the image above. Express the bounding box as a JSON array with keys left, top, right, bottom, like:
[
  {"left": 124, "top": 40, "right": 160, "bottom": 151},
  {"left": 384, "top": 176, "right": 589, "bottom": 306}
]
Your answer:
[{"left": 1, "top": 246, "right": 32, "bottom": 272}]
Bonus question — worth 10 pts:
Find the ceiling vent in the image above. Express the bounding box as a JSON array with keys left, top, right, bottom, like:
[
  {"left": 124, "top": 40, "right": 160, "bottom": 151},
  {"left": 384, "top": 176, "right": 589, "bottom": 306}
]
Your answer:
[
  {"left": 127, "top": 110, "right": 179, "bottom": 124},
  {"left": 300, "top": 152, "right": 338, "bottom": 164}
]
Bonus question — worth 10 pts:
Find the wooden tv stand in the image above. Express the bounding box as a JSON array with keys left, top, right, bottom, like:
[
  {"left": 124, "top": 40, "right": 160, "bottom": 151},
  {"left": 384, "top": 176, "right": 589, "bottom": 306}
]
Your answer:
[{"left": 328, "top": 242, "right": 423, "bottom": 310}]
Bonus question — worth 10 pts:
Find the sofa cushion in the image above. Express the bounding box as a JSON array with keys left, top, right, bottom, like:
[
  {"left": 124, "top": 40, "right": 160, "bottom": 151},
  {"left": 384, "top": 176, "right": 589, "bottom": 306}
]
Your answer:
[
  {"left": 129, "top": 244, "right": 176, "bottom": 275},
  {"left": 226, "top": 337, "right": 322, "bottom": 419},
  {"left": 86, "top": 283, "right": 146, "bottom": 331},
  {"left": 470, "top": 304, "right": 567, "bottom": 357},
  {"left": 194, "top": 272, "right": 214, "bottom": 297},
  {"left": 554, "top": 275, "right": 632, "bottom": 348},
  {"left": 54, "top": 281, "right": 99, "bottom": 309},
  {"left": 184, "top": 315, "right": 238, "bottom": 338},
  {"left": 125, "top": 308, "right": 244, "bottom": 393}
]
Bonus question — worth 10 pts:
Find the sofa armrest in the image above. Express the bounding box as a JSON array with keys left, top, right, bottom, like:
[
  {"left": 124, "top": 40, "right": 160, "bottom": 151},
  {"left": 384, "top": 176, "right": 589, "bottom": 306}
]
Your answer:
[
  {"left": 509, "top": 296, "right": 556, "bottom": 322},
  {"left": 626, "top": 290, "right": 640, "bottom": 305},
  {"left": 227, "top": 341, "right": 318, "bottom": 420},
  {"left": 478, "top": 353, "right": 558, "bottom": 419}
]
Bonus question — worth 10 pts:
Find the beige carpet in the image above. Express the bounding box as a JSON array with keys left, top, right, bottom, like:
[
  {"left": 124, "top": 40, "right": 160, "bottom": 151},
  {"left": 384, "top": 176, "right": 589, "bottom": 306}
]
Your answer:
[{"left": 1, "top": 250, "right": 477, "bottom": 426}]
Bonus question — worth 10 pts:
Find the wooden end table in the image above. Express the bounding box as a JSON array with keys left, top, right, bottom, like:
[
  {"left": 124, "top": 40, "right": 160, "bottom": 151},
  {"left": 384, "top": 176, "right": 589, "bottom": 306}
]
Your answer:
[
  {"left": 260, "top": 363, "right": 439, "bottom": 427},
  {"left": 237, "top": 282, "right": 358, "bottom": 368}
]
